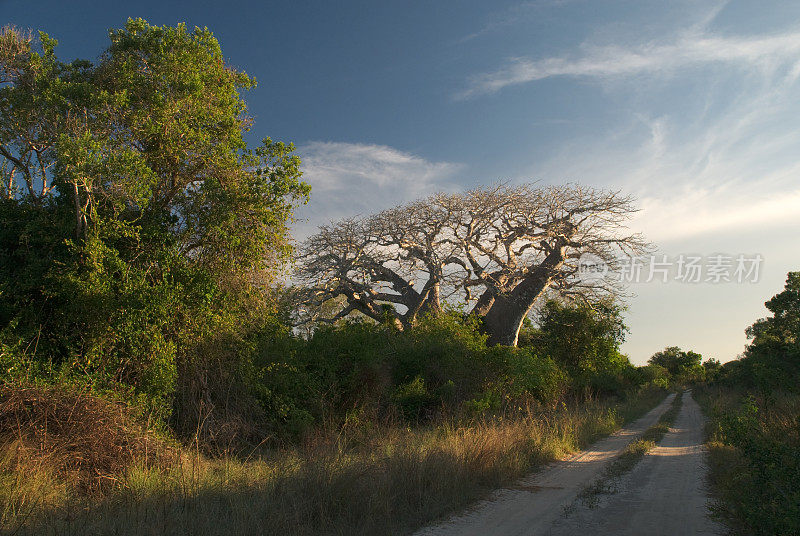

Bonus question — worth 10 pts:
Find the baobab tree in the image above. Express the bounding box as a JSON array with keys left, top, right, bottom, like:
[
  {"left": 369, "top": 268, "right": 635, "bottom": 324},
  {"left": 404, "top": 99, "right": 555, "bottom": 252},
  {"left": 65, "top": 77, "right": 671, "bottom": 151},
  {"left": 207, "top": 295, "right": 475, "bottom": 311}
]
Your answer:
[
  {"left": 295, "top": 199, "right": 466, "bottom": 329},
  {"left": 297, "top": 183, "right": 648, "bottom": 346},
  {"left": 444, "top": 184, "right": 647, "bottom": 345}
]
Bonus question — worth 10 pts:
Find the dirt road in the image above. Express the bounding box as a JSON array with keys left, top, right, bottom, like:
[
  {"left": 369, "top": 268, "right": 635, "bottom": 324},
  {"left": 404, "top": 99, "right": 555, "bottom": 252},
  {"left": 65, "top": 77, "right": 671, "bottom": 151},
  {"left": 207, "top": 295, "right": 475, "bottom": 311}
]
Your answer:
[{"left": 415, "top": 391, "right": 722, "bottom": 536}]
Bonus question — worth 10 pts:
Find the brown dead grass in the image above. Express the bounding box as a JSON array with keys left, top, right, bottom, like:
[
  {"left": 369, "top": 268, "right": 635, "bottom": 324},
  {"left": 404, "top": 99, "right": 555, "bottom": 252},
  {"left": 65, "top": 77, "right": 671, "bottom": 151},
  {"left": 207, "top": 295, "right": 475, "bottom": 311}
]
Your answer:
[{"left": 0, "top": 384, "right": 175, "bottom": 493}]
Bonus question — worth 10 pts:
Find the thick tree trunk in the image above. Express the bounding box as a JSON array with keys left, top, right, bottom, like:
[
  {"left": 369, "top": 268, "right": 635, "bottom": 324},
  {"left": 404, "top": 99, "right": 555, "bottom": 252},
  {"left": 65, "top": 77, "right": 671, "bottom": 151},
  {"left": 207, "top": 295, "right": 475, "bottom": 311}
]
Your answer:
[
  {"left": 471, "top": 289, "right": 495, "bottom": 317},
  {"left": 483, "top": 296, "right": 528, "bottom": 346},
  {"left": 403, "top": 282, "right": 441, "bottom": 327},
  {"left": 481, "top": 244, "right": 566, "bottom": 346}
]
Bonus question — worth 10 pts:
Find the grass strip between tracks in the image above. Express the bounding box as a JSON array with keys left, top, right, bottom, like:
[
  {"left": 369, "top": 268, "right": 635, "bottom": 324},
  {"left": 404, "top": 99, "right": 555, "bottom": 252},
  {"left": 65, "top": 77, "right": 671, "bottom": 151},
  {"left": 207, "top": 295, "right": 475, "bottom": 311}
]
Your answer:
[{"left": 571, "top": 391, "right": 684, "bottom": 510}]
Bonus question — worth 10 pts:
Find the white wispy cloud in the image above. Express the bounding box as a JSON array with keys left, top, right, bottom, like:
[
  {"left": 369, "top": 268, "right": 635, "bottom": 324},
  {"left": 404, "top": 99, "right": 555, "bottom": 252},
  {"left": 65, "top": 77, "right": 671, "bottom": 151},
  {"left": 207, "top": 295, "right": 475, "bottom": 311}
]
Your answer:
[
  {"left": 632, "top": 186, "right": 800, "bottom": 243},
  {"left": 532, "top": 98, "right": 800, "bottom": 243},
  {"left": 293, "top": 141, "right": 464, "bottom": 238},
  {"left": 518, "top": 26, "right": 800, "bottom": 244},
  {"left": 459, "top": 30, "right": 800, "bottom": 98}
]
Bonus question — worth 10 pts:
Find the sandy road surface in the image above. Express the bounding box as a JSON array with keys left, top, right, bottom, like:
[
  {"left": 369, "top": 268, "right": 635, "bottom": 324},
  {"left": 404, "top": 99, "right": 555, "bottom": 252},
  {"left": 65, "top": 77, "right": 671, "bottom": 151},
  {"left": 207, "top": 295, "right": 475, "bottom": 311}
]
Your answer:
[
  {"left": 546, "top": 391, "right": 722, "bottom": 535},
  {"left": 415, "top": 392, "right": 681, "bottom": 536}
]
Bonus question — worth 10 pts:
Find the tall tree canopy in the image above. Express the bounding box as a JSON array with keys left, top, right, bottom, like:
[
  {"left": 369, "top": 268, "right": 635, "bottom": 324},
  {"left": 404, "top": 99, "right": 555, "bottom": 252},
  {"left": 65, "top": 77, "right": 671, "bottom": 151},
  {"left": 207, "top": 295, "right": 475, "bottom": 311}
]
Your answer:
[
  {"left": 0, "top": 21, "right": 309, "bottom": 408},
  {"left": 648, "top": 347, "right": 703, "bottom": 378},
  {"left": 297, "top": 183, "right": 646, "bottom": 346},
  {"left": 523, "top": 299, "right": 628, "bottom": 374},
  {"left": 746, "top": 271, "right": 800, "bottom": 354},
  {"left": 728, "top": 271, "right": 800, "bottom": 389}
]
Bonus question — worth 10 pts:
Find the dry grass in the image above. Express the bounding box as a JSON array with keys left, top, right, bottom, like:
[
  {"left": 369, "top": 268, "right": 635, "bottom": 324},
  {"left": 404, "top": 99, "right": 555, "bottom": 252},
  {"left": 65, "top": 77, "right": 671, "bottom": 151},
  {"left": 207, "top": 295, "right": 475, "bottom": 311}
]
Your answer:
[
  {"left": 0, "top": 385, "right": 175, "bottom": 492},
  {"left": 0, "top": 386, "right": 666, "bottom": 536}
]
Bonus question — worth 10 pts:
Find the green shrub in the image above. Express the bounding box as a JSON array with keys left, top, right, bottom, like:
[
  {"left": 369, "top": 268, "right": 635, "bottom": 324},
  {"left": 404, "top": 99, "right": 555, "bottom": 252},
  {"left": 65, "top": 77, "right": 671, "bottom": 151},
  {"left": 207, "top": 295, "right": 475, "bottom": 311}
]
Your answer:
[
  {"left": 703, "top": 390, "right": 800, "bottom": 535},
  {"left": 477, "top": 346, "right": 566, "bottom": 406},
  {"left": 389, "top": 312, "right": 487, "bottom": 402},
  {"left": 520, "top": 299, "right": 644, "bottom": 397},
  {"left": 268, "top": 312, "right": 574, "bottom": 428},
  {"left": 392, "top": 376, "right": 435, "bottom": 420}
]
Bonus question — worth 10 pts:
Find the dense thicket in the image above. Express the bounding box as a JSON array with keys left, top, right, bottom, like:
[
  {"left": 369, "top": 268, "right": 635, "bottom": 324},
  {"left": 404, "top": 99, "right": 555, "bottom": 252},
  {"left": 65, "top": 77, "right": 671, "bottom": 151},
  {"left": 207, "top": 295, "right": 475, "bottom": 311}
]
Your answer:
[
  {"left": 254, "top": 302, "right": 667, "bottom": 438},
  {"left": 700, "top": 271, "right": 800, "bottom": 535},
  {"left": 0, "top": 20, "right": 309, "bottom": 440}
]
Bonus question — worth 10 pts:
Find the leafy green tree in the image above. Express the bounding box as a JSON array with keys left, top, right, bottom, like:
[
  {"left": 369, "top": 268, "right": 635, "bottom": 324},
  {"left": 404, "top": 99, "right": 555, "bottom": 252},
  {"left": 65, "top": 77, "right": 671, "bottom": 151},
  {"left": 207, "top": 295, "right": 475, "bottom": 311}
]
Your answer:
[
  {"left": 746, "top": 272, "right": 800, "bottom": 354},
  {"left": 637, "top": 363, "right": 670, "bottom": 388},
  {"left": 723, "top": 271, "right": 800, "bottom": 391},
  {"left": 648, "top": 346, "right": 703, "bottom": 383},
  {"left": 0, "top": 21, "right": 309, "bottom": 431},
  {"left": 702, "top": 358, "right": 722, "bottom": 381},
  {"left": 521, "top": 299, "right": 633, "bottom": 394}
]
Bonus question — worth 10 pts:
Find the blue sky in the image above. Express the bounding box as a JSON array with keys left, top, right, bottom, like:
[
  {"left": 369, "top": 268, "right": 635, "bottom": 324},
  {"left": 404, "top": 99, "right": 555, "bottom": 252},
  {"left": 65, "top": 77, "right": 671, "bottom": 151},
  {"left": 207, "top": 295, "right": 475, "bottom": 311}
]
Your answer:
[{"left": 5, "top": 0, "right": 800, "bottom": 363}]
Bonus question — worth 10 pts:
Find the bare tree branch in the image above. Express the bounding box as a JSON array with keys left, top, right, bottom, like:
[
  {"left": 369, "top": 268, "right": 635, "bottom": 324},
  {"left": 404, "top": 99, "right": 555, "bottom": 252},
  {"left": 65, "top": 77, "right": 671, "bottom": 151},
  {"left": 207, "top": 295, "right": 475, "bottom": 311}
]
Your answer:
[{"left": 295, "top": 183, "right": 649, "bottom": 344}]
